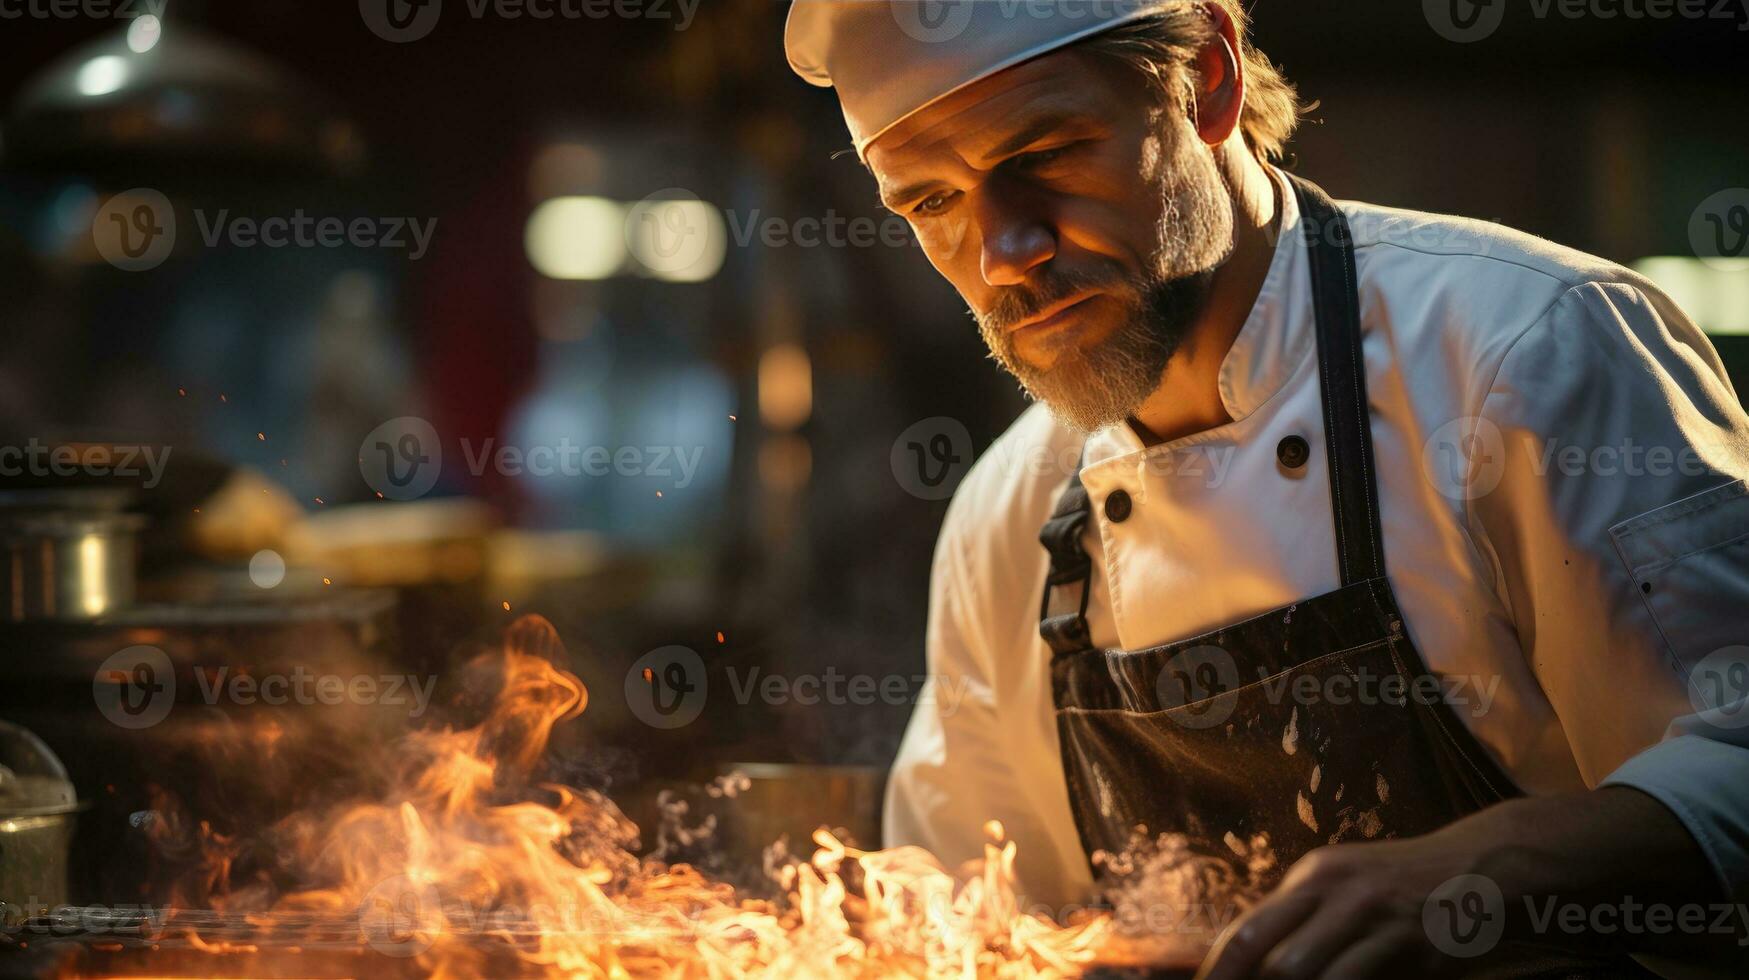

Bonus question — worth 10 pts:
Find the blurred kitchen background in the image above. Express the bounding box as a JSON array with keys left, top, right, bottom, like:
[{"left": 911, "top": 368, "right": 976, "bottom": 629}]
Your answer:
[{"left": 0, "top": 0, "right": 1744, "bottom": 905}]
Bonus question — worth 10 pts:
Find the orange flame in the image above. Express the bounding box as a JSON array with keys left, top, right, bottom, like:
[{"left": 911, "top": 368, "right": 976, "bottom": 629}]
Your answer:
[{"left": 142, "top": 615, "right": 1110, "bottom": 977}]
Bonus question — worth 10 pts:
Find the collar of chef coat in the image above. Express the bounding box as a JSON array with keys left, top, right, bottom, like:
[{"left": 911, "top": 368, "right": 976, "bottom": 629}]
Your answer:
[{"left": 1078, "top": 165, "right": 1315, "bottom": 485}]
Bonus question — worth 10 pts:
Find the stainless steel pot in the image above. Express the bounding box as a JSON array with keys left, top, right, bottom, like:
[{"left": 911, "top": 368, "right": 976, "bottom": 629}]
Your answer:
[
  {"left": 0, "top": 722, "right": 82, "bottom": 916},
  {"left": 0, "top": 490, "right": 144, "bottom": 622}
]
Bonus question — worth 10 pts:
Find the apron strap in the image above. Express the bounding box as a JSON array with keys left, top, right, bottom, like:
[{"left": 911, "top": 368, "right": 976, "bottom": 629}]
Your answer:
[
  {"left": 1035, "top": 173, "right": 1390, "bottom": 655},
  {"left": 1038, "top": 459, "right": 1095, "bottom": 655},
  {"left": 1288, "top": 174, "right": 1390, "bottom": 586}
]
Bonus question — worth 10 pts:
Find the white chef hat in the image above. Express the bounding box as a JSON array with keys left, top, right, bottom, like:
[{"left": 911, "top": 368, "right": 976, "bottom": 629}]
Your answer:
[{"left": 785, "top": 0, "right": 1169, "bottom": 158}]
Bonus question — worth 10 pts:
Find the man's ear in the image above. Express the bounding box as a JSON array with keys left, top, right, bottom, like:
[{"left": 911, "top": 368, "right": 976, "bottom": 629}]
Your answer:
[{"left": 1191, "top": 2, "right": 1245, "bottom": 146}]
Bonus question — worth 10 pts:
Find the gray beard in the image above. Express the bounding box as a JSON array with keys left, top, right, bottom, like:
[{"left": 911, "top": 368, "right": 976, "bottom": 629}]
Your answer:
[
  {"left": 979, "top": 268, "right": 1211, "bottom": 433},
  {"left": 975, "top": 127, "right": 1235, "bottom": 433}
]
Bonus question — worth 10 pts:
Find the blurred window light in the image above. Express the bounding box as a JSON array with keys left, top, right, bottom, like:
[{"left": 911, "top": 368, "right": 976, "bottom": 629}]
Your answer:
[
  {"left": 79, "top": 533, "right": 110, "bottom": 617},
  {"left": 1633, "top": 257, "right": 1749, "bottom": 336},
  {"left": 526, "top": 197, "right": 627, "bottom": 280},
  {"left": 127, "top": 14, "right": 163, "bottom": 53},
  {"left": 76, "top": 55, "right": 129, "bottom": 97},
  {"left": 625, "top": 196, "right": 727, "bottom": 283},
  {"left": 758, "top": 343, "right": 812, "bottom": 431}
]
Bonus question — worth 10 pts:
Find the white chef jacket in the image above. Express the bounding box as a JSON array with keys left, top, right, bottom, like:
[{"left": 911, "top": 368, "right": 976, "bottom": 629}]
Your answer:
[{"left": 885, "top": 165, "right": 1749, "bottom": 912}]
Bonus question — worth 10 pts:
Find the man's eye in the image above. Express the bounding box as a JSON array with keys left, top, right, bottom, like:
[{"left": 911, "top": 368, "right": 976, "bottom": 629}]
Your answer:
[
  {"left": 912, "top": 191, "right": 955, "bottom": 216},
  {"left": 1017, "top": 146, "right": 1069, "bottom": 169}
]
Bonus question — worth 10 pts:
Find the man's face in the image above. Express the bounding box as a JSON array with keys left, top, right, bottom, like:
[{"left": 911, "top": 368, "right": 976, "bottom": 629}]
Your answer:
[{"left": 867, "top": 49, "right": 1235, "bottom": 432}]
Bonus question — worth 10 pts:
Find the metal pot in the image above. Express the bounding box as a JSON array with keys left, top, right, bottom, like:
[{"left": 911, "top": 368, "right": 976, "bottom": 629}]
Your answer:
[
  {"left": 0, "top": 490, "right": 144, "bottom": 622},
  {"left": 0, "top": 722, "right": 82, "bottom": 917}
]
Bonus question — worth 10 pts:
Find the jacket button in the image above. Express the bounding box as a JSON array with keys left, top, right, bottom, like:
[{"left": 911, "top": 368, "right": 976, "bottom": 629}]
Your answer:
[
  {"left": 1277, "top": 435, "right": 1310, "bottom": 470},
  {"left": 1104, "top": 489, "right": 1132, "bottom": 523}
]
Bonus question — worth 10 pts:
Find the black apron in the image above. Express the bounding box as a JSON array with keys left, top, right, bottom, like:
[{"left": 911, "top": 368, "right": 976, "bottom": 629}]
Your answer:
[{"left": 1038, "top": 175, "right": 1653, "bottom": 977}]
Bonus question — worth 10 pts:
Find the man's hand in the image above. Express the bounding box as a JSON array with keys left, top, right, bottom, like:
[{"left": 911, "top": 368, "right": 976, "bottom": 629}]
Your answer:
[
  {"left": 1193, "top": 787, "right": 1730, "bottom": 980},
  {"left": 1193, "top": 830, "right": 1481, "bottom": 979}
]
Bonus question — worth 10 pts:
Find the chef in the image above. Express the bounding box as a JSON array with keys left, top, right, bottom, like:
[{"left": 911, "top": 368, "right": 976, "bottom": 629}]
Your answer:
[{"left": 785, "top": 1, "right": 1749, "bottom": 977}]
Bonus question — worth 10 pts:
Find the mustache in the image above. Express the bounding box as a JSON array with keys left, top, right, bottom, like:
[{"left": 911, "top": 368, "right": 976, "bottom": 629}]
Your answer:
[{"left": 978, "top": 267, "right": 1134, "bottom": 333}]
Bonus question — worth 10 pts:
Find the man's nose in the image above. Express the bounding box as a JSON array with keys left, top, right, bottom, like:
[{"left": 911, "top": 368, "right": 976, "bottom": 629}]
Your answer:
[{"left": 976, "top": 193, "right": 1055, "bottom": 287}]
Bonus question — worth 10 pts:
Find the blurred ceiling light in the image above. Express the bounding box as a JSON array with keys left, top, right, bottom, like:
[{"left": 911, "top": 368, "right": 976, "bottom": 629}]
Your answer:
[
  {"left": 1632, "top": 257, "right": 1749, "bottom": 335},
  {"left": 126, "top": 14, "right": 163, "bottom": 54},
  {"left": 75, "top": 56, "right": 128, "bottom": 97},
  {"left": 9, "top": 23, "right": 361, "bottom": 176},
  {"left": 526, "top": 196, "right": 626, "bottom": 280},
  {"left": 624, "top": 195, "right": 727, "bottom": 283},
  {"left": 758, "top": 343, "right": 813, "bottom": 431}
]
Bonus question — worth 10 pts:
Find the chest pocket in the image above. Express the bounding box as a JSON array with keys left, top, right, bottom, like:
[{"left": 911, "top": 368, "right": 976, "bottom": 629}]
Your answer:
[{"left": 1610, "top": 478, "right": 1749, "bottom": 676}]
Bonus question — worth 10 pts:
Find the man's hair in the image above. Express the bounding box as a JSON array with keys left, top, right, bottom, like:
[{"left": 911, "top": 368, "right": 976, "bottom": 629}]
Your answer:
[{"left": 1080, "top": 1, "right": 1303, "bottom": 162}]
